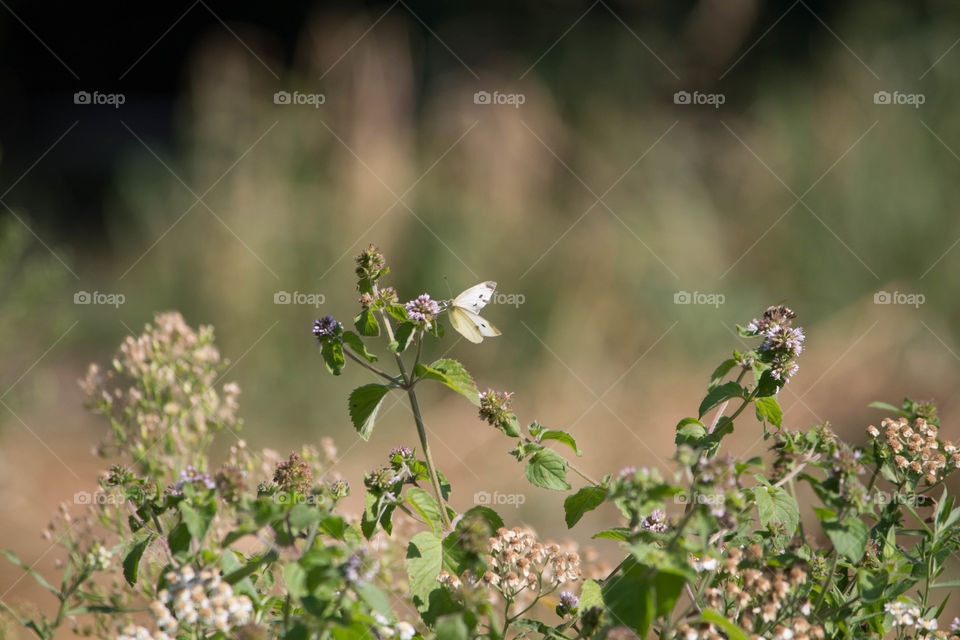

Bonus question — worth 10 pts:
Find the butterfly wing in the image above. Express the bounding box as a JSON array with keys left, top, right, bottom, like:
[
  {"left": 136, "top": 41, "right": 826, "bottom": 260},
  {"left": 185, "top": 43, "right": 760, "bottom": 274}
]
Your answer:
[
  {"left": 452, "top": 281, "right": 497, "bottom": 314},
  {"left": 449, "top": 307, "right": 501, "bottom": 343}
]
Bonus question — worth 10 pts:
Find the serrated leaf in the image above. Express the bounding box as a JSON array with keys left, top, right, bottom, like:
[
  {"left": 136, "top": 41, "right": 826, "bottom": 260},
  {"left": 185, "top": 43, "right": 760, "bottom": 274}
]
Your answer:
[
  {"left": 537, "top": 428, "right": 582, "bottom": 456},
  {"left": 601, "top": 557, "right": 684, "bottom": 636},
  {"left": 754, "top": 396, "right": 783, "bottom": 427},
  {"left": 342, "top": 331, "right": 378, "bottom": 363},
  {"left": 320, "top": 340, "right": 345, "bottom": 375},
  {"left": 754, "top": 485, "right": 799, "bottom": 536},
  {"left": 563, "top": 485, "right": 608, "bottom": 528},
  {"left": 391, "top": 322, "right": 417, "bottom": 353},
  {"left": 698, "top": 382, "right": 745, "bottom": 418},
  {"left": 414, "top": 359, "right": 479, "bottom": 405},
  {"left": 524, "top": 449, "right": 570, "bottom": 491},
  {"left": 348, "top": 384, "right": 391, "bottom": 440},
  {"left": 709, "top": 359, "right": 738, "bottom": 390},
  {"left": 180, "top": 501, "right": 216, "bottom": 541},
  {"left": 354, "top": 309, "right": 380, "bottom": 337},
  {"left": 406, "top": 532, "right": 444, "bottom": 609},
  {"left": 675, "top": 417, "right": 707, "bottom": 447},
  {"left": 822, "top": 517, "right": 869, "bottom": 562},
  {"left": 407, "top": 487, "right": 444, "bottom": 534},
  {"left": 122, "top": 534, "right": 154, "bottom": 586}
]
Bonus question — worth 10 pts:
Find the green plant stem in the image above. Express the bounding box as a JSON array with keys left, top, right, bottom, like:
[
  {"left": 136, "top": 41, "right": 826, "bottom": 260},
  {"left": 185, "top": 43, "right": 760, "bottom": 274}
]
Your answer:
[
  {"left": 371, "top": 291, "right": 451, "bottom": 530},
  {"left": 343, "top": 349, "right": 402, "bottom": 386}
]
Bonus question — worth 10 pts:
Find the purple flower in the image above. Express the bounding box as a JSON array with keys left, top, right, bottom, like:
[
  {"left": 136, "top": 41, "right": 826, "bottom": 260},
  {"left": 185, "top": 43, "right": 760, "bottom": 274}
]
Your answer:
[
  {"left": 557, "top": 592, "right": 579, "bottom": 615},
  {"left": 313, "top": 315, "right": 342, "bottom": 342},
  {"left": 405, "top": 294, "right": 441, "bottom": 327}
]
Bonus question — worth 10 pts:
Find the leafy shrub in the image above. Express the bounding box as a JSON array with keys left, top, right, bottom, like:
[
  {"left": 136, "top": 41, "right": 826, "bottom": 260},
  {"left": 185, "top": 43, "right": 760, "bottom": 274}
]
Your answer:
[{"left": 4, "top": 245, "right": 960, "bottom": 640}]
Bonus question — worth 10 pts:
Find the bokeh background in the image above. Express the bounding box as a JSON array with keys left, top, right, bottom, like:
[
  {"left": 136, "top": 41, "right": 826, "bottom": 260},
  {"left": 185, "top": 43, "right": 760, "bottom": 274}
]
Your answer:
[{"left": 3, "top": 0, "right": 960, "bottom": 625}]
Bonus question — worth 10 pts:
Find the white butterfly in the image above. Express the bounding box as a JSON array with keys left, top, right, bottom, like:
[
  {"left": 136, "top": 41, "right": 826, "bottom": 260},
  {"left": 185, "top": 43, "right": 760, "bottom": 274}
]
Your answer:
[{"left": 447, "top": 281, "right": 502, "bottom": 344}]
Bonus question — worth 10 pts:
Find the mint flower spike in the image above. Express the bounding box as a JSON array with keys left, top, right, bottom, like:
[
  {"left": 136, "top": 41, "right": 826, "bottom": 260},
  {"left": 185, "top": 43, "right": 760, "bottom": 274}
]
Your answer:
[
  {"left": 745, "top": 304, "right": 805, "bottom": 383},
  {"left": 405, "top": 293, "right": 441, "bottom": 328}
]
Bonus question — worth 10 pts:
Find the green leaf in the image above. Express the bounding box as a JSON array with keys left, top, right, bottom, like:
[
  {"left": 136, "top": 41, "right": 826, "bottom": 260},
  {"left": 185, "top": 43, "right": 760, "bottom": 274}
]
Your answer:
[
  {"left": 391, "top": 322, "right": 417, "bottom": 353},
  {"left": 385, "top": 303, "right": 409, "bottom": 323},
  {"left": 354, "top": 582, "right": 392, "bottom": 616},
  {"left": 700, "top": 611, "right": 750, "bottom": 640},
  {"left": 320, "top": 340, "right": 345, "bottom": 375},
  {"left": 524, "top": 449, "right": 571, "bottom": 491},
  {"left": 698, "top": 382, "right": 745, "bottom": 418},
  {"left": 868, "top": 401, "right": 908, "bottom": 417},
  {"left": 579, "top": 579, "right": 603, "bottom": 610},
  {"left": 822, "top": 517, "right": 869, "bottom": 562},
  {"left": 754, "top": 485, "right": 799, "bottom": 537},
  {"left": 407, "top": 487, "right": 444, "bottom": 534},
  {"left": 414, "top": 359, "right": 479, "bottom": 405},
  {"left": 754, "top": 396, "right": 783, "bottom": 427},
  {"left": 592, "top": 527, "right": 631, "bottom": 541},
  {"left": 675, "top": 417, "right": 707, "bottom": 447},
  {"left": 563, "top": 485, "right": 608, "bottom": 528},
  {"left": 342, "top": 331, "right": 378, "bottom": 363},
  {"left": 406, "top": 532, "right": 444, "bottom": 610},
  {"left": 709, "top": 359, "right": 738, "bottom": 390},
  {"left": 180, "top": 501, "right": 216, "bottom": 541},
  {"left": 348, "top": 384, "right": 392, "bottom": 440},
  {"left": 536, "top": 428, "right": 582, "bottom": 456},
  {"left": 601, "top": 557, "right": 684, "bottom": 636},
  {"left": 753, "top": 368, "right": 780, "bottom": 398},
  {"left": 435, "top": 615, "right": 468, "bottom": 640},
  {"left": 354, "top": 309, "right": 380, "bottom": 336},
  {"left": 122, "top": 534, "right": 154, "bottom": 586},
  {"left": 2, "top": 550, "right": 60, "bottom": 596}
]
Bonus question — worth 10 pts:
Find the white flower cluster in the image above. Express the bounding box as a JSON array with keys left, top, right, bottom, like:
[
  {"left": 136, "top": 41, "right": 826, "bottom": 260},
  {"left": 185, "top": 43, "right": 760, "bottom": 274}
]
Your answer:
[
  {"left": 85, "top": 543, "right": 113, "bottom": 571},
  {"left": 885, "top": 601, "right": 937, "bottom": 631},
  {"left": 148, "top": 566, "right": 253, "bottom": 634},
  {"left": 115, "top": 625, "right": 172, "bottom": 640},
  {"left": 374, "top": 614, "right": 417, "bottom": 640}
]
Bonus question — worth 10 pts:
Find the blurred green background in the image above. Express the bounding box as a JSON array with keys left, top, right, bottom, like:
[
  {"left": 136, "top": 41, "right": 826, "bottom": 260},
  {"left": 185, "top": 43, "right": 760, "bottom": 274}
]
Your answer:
[{"left": 3, "top": 0, "right": 960, "bottom": 618}]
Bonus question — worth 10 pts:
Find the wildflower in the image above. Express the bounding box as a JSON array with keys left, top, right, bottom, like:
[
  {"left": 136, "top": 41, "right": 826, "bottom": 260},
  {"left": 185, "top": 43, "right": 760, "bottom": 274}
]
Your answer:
[
  {"left": 478, "top": 390, "right": 517, "bottom": 435},
  {"left": 273, "top": 452, "right": 314, "bottom": 494},
  {"left": 85, "top": 543, "right": 112, "bottom": 571},
  {"left": 312, "top": 315, "right": 342, "bottom": 342},
  {"left": 640, "top": 509, "right": 668, "bottom": 533},
  {"left": 395, "top": 622, "right": 416, "bottom": 640},
  {"left": 557, "top": 591, "right": 579, "bottom": 616},
  {"left": 355, "top": 244, "right": 386, "bottom": 281},
  {"left": 405, "top": 294, "right": 440, "bottom": 328}
]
